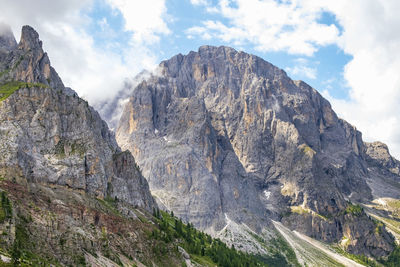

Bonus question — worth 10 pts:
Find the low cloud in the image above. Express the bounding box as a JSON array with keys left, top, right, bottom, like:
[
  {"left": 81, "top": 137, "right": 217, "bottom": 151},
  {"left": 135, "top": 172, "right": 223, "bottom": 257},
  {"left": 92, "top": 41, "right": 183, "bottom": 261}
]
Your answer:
[
  {"left": 0, "top": 0, "right": 169, "bottom": 107},
  {"left": 105, "top": 0, "right": 170, "bottom": 44}
]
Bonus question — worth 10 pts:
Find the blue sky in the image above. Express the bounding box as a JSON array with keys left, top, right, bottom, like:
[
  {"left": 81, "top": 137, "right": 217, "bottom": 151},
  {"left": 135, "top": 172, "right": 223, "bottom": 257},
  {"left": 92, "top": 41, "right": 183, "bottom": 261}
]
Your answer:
[
  {"left": 85, "top": 0, "right": 352, "bottom": 100},
  {"left": 2, "top": 0, "right": 400, "bottom": 158}
]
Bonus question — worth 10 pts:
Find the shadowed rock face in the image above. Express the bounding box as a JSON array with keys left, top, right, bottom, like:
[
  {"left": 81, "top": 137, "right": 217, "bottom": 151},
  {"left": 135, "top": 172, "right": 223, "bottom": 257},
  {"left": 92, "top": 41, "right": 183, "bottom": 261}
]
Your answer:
[
  {"left": 0, "top": 25, "right": 156, "bottom": 211},
  {"left": 116, "top": 45, "right": 397, "bottom": 257}
]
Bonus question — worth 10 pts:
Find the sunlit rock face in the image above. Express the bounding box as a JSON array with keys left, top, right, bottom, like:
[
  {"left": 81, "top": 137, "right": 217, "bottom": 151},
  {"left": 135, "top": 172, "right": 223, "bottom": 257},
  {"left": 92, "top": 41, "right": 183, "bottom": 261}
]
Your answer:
[
  {"left": 0, "top": 26, "right": 156, "bottom": 212},
  {"left": 117, "top": 45, "right": 397, "bottom": 257}
]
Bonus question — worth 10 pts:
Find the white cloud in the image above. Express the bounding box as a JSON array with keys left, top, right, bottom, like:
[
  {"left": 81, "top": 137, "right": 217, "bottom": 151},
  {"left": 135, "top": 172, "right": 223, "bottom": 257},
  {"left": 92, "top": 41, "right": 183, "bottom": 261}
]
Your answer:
[
  {"left": 186, "top": 0, "right": 340, "bottom": 56},
  {"left": 186, "top": 25, "right": 213, "bottom": 40},
  {"left": 318, "top": 0, "right": 400, "bottom": 159},
  {"left": 39, "top": 22, "right": 157, "bottom": 103},
  {"left": 286, "top": 58, "right": 317, "bottom": 79},
  {"left": 190, "top": 0, "right": 210, "bottom": 6},
  {"left": 286, "top": 65, "right": 316, "bottom": 80},
  {"left": 105, "top": 0, "right": 170, "bottom": 44},
  {"left": 0, "top": 0, "right": 169, "bottom": 108}
]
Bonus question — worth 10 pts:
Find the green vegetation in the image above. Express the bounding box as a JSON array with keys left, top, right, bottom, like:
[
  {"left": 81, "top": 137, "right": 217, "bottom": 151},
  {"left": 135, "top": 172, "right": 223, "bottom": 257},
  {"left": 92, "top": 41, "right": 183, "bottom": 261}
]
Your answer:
[
  {"left": 70, "top": 142, "right": 86, "bottom": 157},
  {"left": 54, "top": 138, "right": 65, "bottom": 157},
  {"left": 244, "top": 228, "right": 299, "bottom": 266},
  {"left": 151, "top": 209, "right": 277, "bottom": 266},
  {"left": 299, "top": 144, "right": 316, "bottom": 157},
  {"left": 0, "top": 69, "right": 9, "bottom": 79},
  {"left": 380, "top": 246, "right": 400, "bottom": 267},
  {"left": 333, "top": 246, "right": 380, "bottom": 266},
  {"left": 7, "top": 217, "right": 62, "bottom": 267},
  {"left": 0, "top": 55, "right": 25, "bottom": 80},
  {"left": 251, "top": 231, "right": 300, "bottom": 267},
  {"left": 374, "top": 221, "right": 384, "bottom": 235},
  {"left": 54, "top": 139, "right": 86, "bottom": 158},
  {"left": 13, "top": 55, "right": 24, "bottom": 70},
  {"left": 345, "top": 203, "right": 363, "bottom": 216},
  {"left": 290, "top": 205, "right": 309, "bottom": 215},
  {"left": 379, "top": 198, "right": 400, "bottom": 219},
  {"left": 269, "top": 233, "right": 300, "bottom": 266},
  {"left": 0, "top": 81, "right": 48, "bottom": 101},
  {"left": 96, "top": 195, "right": 121, "bottom": 217},
  {"left": 289, "top": 205, "right": 331, "bottom": 221},
  {"left": 0, "top": 191, "right": 12, "bottom": 223}
]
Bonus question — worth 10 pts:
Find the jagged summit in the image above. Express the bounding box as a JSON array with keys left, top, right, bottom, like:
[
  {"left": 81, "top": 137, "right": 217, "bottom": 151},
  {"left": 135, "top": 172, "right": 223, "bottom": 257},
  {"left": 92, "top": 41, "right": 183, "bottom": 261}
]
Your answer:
[
  {"left": 19, "top": 25, "right": 42, "bottom": 51},
  {"left": 159, "top": 45, "right": 285, "bottom": 84},
  {"left": 0, "top": 25, "right": 65, "bottom": 91},
  {"left": 0, "top": 25, "right": 156, "bottom": 210}
]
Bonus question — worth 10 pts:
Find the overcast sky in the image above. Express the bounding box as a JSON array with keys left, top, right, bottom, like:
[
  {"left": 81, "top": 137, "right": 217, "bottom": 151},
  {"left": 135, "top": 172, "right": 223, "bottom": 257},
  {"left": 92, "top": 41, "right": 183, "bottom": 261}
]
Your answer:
[{"left": 1, "top": 0, "right": 400, "bottom": 159}]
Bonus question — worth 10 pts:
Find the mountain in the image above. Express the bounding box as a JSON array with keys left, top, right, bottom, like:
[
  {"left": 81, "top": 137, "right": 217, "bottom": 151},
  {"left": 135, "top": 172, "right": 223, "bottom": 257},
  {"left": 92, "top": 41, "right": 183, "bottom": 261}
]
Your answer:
[
  {"left": 0, "top": 25, "right": 303, "bottom": 267},
  {"left": 0, "top": 24, "right": 159, "bottom": 265},
  {"left": 116, "top": 45, "right": 399, "bottom": 261},
  {"left": 1, "top": 24, "right": 398, "bottom": 266},
  {"left": 0, "top": 25, "right": 155, "bottom": 210}
]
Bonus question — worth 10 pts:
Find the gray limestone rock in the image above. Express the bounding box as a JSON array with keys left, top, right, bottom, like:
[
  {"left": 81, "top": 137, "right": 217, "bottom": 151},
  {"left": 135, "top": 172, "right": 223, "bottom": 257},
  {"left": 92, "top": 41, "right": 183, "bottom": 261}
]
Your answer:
[
  {"left": 0, "top": 23, "right": 17, "bottom": 52},
  {"left": 0, "top": 25, "right": 64, "bottom": 91},
  {"left": 116, "top": 45, "right": 396, "bottom": 257},
  {"left": 0, "top": 26, "right": 155, "bottom": 212}
]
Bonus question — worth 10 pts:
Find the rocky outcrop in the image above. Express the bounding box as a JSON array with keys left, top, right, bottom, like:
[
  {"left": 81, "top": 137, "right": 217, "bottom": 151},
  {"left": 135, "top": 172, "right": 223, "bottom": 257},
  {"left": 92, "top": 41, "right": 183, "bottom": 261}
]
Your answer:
[
  {"left": 365, "top": 141, "right": 400, "bottom": 175},
  {"left": 362, "top": 141, "right": 400, "bottom": 200},
  {"left": 0, "top": 25, "right": 64, "bottom": 91},
  {"left": 0, "top": 25, "right": 155, "bottom": 211},
  {"left": 116, "top": 45, "right": 396, "bottom": 257},
  {"left": 0, "top": 23, "right": 17, "bottom": 52}
]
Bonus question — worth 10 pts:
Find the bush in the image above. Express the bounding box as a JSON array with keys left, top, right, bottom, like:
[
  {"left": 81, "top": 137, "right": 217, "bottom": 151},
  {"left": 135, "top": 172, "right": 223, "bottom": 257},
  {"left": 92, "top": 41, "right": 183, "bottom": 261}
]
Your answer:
[{"left": 345, "top": 203, "right": 363, "bottom": 216}]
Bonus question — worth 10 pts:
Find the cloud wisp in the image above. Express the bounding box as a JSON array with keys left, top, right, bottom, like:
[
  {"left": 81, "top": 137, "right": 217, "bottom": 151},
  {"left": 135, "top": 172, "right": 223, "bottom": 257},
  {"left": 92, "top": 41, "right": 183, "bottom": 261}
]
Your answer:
[
  {"left": 286, "top": 58, "right": 317, "bottom": 79},
  {"left": 0, "top": 0, "right": 169, "bottom": 106},
  {"left": 186, "top": 0, "right": 340, "bottom": 56}
]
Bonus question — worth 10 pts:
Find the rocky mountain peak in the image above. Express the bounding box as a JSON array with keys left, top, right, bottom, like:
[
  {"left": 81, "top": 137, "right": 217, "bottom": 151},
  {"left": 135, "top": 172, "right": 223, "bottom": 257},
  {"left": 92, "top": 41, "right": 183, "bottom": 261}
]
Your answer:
[
  {"left": 365, "top": 141, "right": 400, "bottom": 176},
  {"left": 0, "top": 25, "right": 156, "bottom": 212},
  {"left": 0, "top": 23, "right": 17, "bottom": 51},
  {"left": 116, "top": 45, "right": 397, "bottom": 258},
  {"left": 197, "top": 45, "right": 237, "bottom": 56},
  {"left": 19, "top": 25, "right": 42, "bottom": 51},
  {"left": 0, "top": 25, "right": 65, "bottom": 91}
]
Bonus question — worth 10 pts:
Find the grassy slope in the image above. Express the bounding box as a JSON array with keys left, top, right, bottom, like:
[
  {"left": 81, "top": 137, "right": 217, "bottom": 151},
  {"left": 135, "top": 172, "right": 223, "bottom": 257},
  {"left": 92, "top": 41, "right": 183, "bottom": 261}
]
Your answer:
[{"left": 0, "top": 81, "right": 48, "bottom": 101}]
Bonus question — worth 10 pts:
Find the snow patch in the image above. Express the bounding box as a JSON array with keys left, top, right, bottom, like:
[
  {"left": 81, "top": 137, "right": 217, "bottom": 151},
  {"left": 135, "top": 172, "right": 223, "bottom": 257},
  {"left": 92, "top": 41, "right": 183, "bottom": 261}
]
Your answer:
[
  {"left": 0, "top": 255, "right": 11, "bottom": 263},
  {"left": 376, "top": 198, "right": 387, "bottom": 206},
  {"left": 264, "top": 190, "right": 271, "bottom": 199}
]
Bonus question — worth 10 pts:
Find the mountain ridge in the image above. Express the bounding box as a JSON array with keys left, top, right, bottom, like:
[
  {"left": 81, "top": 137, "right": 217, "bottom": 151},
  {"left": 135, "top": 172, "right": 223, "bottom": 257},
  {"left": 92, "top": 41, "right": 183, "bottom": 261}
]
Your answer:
[
  {"left": 0, "top": 24, "right": 399, "bottom": 265},
  {"left": 116, "top": 44, "right": 399, "bottom": 258}
]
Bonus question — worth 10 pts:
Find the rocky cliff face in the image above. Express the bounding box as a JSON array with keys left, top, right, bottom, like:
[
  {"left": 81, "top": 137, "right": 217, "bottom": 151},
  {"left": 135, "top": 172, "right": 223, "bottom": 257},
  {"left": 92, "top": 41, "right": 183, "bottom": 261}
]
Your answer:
[
  {"left": 0, "top": 23, "right": 17, "bottom": 52},
  {"left": 0, "top": 25, "right": 155, "bottom": 211},
  {"left": 116, "top": 45, "right": 397, "bottom": 257}
]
